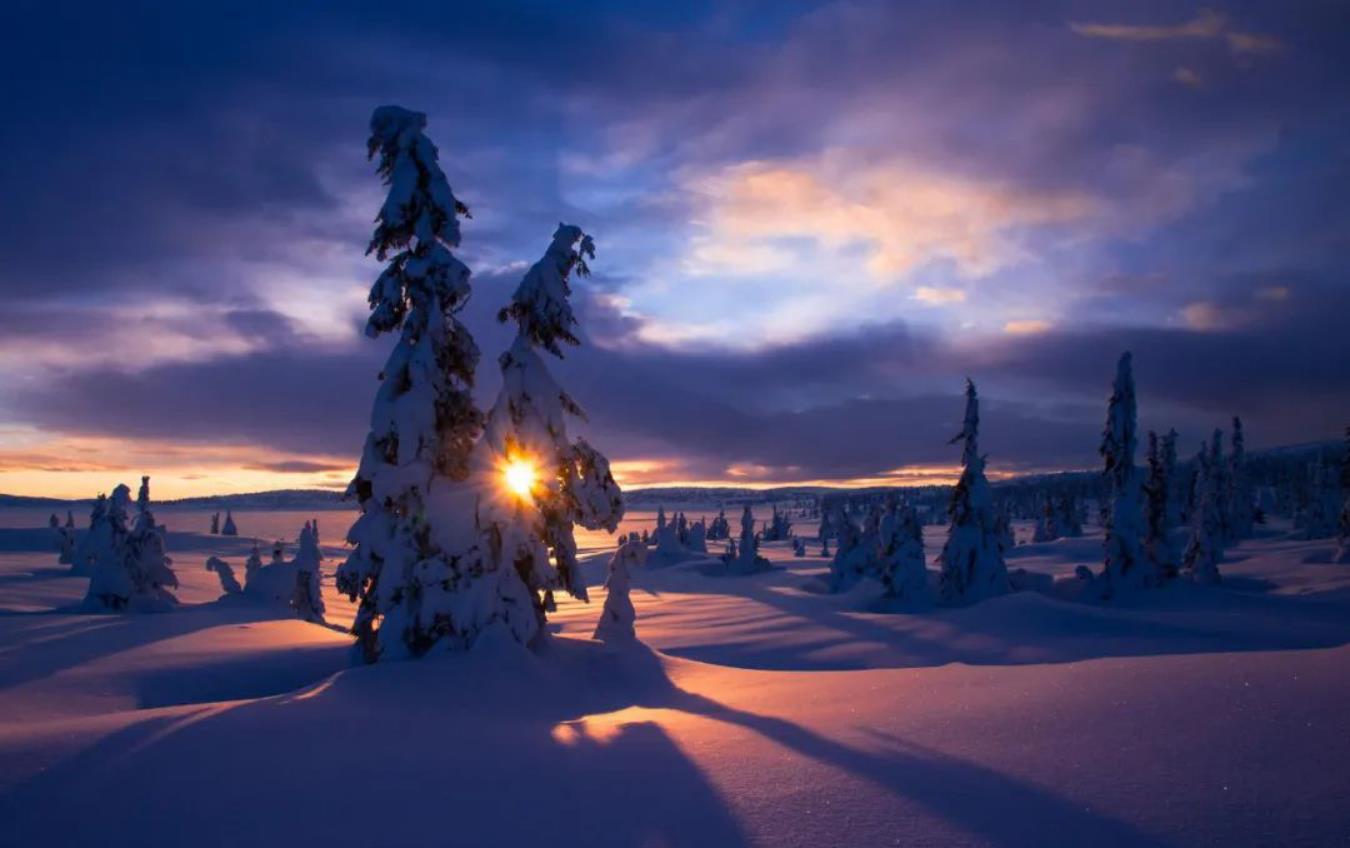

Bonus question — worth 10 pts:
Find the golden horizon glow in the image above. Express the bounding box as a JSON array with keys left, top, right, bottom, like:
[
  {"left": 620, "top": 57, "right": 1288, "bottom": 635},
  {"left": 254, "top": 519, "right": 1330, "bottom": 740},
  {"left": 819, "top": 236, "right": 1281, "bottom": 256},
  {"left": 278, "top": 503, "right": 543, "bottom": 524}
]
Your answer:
[{"left": 0, "top": 429, "right": 1087, "bottom": 500}]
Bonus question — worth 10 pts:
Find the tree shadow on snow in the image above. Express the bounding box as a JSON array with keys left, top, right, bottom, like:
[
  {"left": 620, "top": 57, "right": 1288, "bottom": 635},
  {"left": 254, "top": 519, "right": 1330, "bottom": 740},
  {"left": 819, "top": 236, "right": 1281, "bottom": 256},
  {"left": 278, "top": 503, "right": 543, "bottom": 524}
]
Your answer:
[
  {"left": 0, "top": 639, "right": 751, "bottom": 848},
  {"left": 0, "top": 638, "right": 1176, "bottom": 848}
]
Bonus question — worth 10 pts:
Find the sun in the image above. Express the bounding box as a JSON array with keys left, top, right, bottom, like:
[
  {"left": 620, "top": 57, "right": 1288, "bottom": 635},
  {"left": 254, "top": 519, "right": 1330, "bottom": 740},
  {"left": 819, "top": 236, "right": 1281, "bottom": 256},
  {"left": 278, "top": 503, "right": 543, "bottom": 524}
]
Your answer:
[{"left": 503, "top": 458, "right": 538, "bottom": 499}]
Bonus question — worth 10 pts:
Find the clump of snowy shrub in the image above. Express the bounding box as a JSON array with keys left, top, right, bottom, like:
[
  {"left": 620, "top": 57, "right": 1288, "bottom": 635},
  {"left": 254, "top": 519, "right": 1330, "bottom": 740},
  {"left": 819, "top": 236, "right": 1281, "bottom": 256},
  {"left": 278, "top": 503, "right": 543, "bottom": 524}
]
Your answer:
[
  {"left": 594, "top": 533, "right": 645, "bottom": 643},
  {"left": 83, "top": 478, "right": 178, "bottom": 612}
]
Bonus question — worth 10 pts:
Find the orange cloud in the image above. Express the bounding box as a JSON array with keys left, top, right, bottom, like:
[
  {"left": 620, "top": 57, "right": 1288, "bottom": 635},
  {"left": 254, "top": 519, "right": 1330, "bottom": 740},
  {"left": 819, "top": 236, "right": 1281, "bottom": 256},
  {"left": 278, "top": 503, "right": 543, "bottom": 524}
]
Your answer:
[
  {"left": 1071, "top": 9, "right": 1283, "bottom": 57},
  {"left": 685, "top": 154, "right": 1095, "bottom": 281}
]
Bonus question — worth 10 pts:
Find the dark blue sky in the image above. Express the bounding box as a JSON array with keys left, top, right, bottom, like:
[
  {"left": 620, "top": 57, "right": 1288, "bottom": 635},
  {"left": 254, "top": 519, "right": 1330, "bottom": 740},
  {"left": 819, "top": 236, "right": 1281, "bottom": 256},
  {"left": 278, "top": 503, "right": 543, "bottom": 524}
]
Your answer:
[{"left": 1, "top": 1, "right": 1347, "bottom": 495}]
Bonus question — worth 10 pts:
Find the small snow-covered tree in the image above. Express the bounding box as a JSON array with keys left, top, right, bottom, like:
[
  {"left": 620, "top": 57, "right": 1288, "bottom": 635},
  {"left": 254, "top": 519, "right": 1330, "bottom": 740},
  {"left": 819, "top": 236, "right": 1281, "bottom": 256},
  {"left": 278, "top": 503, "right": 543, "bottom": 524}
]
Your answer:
[
  {"left": 687, "top": 519, "right": 708, "bottom": 554},
  {"left": 937, "top": 380, "right": 1009, "bottom": 604},
  {"left": 1143, "top": 431, "right": 1178, "bottom": 578},
  {"left": 1032, "top": 496, "right": 1060, "bottom": 543},
  {"left": 1183, "top": 436, "right": 1223, "bottom": 584},
  {"left": 1097, "top": 352, "right": 1159, "bottom": 598},
  {"left": 206, "top": 556, "right": 243, "bottom": 595},
  {"left": 728, "top": 504, "right": 770, "bottom": 573},
  {"left": 827, "top": 507, "right": 868, "bottom": 591},
  {"left": 1228, "top": 416, "right": 1253, "bottom": 540},
  {"left": 593, "top": 533, "right": 645, "bottom": 643},
  {"left": 56, "top": 513, "right": 76, "bottom": 566},
  {"left": 245, "top": 541, "right": 263, "bottom": 586},
  {"left": 210, "top": 512, "right": 220, "bottom": 535},
  {"left": 877, "top": 502, "right": 928, "bottom": 602},
  {"left": 290, "top": 520, "right": 326, "bottom": 624},
  {"left": 85, "top": 478, "right": 178, "bottom": 611},
  {"left": 72, "top": 494, "right": 109, "bottom": 576},
  {"left": 708, "top": 509, "right": 730, "bottom": 540},
  {"left": 221, "top": 510, "right": 238, "bottom": 536},
  {"left": 474, "top": 224, "right": 624, "bottom": 638}
]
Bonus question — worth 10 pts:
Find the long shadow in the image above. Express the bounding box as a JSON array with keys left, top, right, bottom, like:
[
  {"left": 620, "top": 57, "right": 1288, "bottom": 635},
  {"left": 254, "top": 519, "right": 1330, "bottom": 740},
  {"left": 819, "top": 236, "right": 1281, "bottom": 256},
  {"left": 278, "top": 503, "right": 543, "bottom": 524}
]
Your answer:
[
  {"left": 0, "top": 641, "right": 750, "bottom": 848},
  {"left": 0, "top": 638, "right": 1175, "bottom": 846},
  {"left": 652, "top": 681, "right": 1169, "bottom": 847}
]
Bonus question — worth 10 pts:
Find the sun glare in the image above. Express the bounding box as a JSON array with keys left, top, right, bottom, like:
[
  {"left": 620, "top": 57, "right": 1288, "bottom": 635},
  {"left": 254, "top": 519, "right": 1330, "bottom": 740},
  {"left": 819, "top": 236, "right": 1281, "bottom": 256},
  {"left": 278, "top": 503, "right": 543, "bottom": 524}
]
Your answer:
[{"left": 503, "top": 458, "right": 538, "bottom": 499}]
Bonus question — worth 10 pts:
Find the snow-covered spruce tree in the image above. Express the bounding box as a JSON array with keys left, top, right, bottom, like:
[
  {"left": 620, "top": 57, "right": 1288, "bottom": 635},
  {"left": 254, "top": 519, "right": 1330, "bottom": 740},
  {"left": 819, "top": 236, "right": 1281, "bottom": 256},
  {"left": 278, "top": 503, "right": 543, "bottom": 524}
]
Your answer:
[
  {"left": 827, "top": 506, "right": 868, "bottom": 591},
  {"left": 1209, "top": 428, "right": 1231, "bottom": 543},
  {"left": 1143, "top": 431, "right": 1178, "bottom": 578},
  {"left": 653, "top": 506, "right": 667, "bottom": 546},
  {"left": 475, "top": 224, "right": 624, "bottom": 638},
  {"left": 936, "top": 380, "right": 1010, "bottom": 604},
  {"left": 335, "top": 105, "right": 502, "bottom": 661},
  {"left": 221, "top": 510, "right": 238, "bottom": 536},
  {"left": 687, "top": 519, "right": 708, "bottom": 554},
  {"left": 1228, "top": 416, "right": 1253, "bottom": 540},
  {"left": 1032, "top": 496, "right": 1060, "bottom": 543},
  {"left": 995, "top": 502, "right": 1015, "bottom": 553},
  {"left": 594, "top": 533, "right": 645, "bottom": 643},
  {"left": 1336, "top": 426, "right": 1350, "bottom": 563},
  {"left": 1161, "top": 429, "right": 1181, "bottom": 528},
  {"left": 85, "top": 479, "right": 178, "bottom": 611},
  {"left": 56, "top": 514, "right": 76, "bottom": 566},
  {"left": 245, "top": 541, "right": 263, "bottom": 586},
  {"left": 71, "top": 494, "right": 109, "bottom": 576},
  {"left": 877, "top": 502, "right": 929, "bottom": 602},
  {"left": 728, "top": 504, "right": 770, "bottom": 573},
  {"left": 290, "top": 521, "right": 327, "bottom": 624},
  {"left": 708, "top": 509, "right": 730, "bottom": 541},
  {"left": 206, "top": 556, "right": 243, "bottom": 595},
  {"left": 1096, "top": 352, "right": 1159, "bottom": 598},
  {"left": 1183, "top": 437, "right": 1223, "bottom": 584}
]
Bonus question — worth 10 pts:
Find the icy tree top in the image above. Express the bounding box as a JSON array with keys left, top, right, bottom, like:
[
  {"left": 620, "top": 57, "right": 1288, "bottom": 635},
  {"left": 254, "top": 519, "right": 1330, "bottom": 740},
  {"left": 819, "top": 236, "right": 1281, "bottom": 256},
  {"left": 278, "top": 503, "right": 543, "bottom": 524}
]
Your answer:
[
  {"left": 1100, "top": 351, "right": 1137, "bottom": 487},
  {"left": 949, "top": 378, "right": 981, "bottom": 470},
  {"left": 363, "top": 105, "right": 473, "bottom": 339},
  {"left": 498, "top": 224, "right": 593, "bottom": 357},
  {"left": 136, "top": 476, "right": 150, "bottom": 513},
  {"left": 367, "top": 105, "right": 468, "bottom": 257}
]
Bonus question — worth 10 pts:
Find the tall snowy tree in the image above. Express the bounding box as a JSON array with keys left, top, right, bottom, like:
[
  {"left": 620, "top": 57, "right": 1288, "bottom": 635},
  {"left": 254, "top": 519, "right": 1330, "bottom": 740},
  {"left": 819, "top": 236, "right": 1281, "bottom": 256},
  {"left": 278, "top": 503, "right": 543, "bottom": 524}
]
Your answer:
[
  {"left": 1228, "top": 416, "right": 1253, "bottom": 540},
  {"left": 1143, "top": 431, "right": 1178, "bottom": 578},
  {"left": 1097, "top": 352, "right": 1160, "bottom": 598},
  {"left": 937, "top": 380, "right": 1009, "bottom": 604},
  {"left": 335, "top": 105, "right": 498, "bottom": 661},
  {"left": 1161, "top": 429, "right": 1181, "bottom": 528},
  {"left": 221, "top": 510, "right": 238, "bottom": 536},
  {"left": 475, "top": 224, "right": 624, "bottom": 637},
  {"left": 1183, "top": 436, "right": 1224, "bottom": 584}
]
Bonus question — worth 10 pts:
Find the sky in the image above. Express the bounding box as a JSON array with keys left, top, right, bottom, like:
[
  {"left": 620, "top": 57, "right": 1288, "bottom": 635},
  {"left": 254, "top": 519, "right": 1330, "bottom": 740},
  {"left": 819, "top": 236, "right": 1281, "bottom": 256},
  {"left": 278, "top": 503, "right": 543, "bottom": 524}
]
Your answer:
[{"left": 1, "top": 0, "right": 1348, "bottom": 498}]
